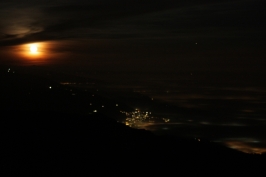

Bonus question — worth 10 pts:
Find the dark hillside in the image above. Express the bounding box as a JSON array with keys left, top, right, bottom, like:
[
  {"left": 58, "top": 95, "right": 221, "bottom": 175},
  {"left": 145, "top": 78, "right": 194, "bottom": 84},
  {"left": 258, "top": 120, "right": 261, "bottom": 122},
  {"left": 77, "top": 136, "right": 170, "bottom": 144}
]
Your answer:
[
  {"left": 1, "top": 111, "right": 265, "bottom": 176},
  {"left": 1, "top": 70, "right": 265, "bottom": 175}
]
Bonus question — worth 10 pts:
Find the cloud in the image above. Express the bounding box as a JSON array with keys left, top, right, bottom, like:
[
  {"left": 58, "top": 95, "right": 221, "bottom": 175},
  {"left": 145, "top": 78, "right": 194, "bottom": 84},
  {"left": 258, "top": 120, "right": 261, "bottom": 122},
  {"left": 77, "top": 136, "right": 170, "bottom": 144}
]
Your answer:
[{"left": 0, "top": 0, "right": 265, "bottom": 46}]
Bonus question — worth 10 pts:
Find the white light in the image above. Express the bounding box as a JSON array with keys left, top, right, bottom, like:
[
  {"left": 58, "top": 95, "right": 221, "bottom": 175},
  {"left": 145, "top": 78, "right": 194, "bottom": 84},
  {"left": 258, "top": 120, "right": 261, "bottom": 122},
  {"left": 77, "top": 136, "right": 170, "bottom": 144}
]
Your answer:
[{"left": 30, "top": 44, "right": 38, "bottom": 53}]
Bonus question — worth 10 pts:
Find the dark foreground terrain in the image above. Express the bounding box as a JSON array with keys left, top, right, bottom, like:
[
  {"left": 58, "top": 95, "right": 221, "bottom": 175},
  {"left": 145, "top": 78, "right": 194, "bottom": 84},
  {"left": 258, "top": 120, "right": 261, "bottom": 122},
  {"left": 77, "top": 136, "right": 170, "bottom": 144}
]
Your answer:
[
  {"left": 1, "top": 111, "right": 265, "bottom": 176},
  {"left": 1, "top": 69, "right": 265, "bottom": 175}
]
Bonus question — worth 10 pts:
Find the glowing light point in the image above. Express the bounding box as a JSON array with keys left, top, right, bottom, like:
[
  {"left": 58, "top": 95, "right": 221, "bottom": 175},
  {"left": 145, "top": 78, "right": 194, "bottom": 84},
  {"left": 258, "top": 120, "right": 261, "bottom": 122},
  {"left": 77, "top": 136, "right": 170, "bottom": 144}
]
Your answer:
[{"left": 29, "top": 44, "right": 38, "bottom": 54}]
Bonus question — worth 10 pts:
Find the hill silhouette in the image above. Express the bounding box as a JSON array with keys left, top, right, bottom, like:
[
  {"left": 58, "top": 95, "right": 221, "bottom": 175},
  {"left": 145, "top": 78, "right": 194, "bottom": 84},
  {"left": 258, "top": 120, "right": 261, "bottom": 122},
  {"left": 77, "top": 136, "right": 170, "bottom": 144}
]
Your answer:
[
  {"left": 1, "top": 69, "right": 265, "bottom": 175},
  {"left": 1, "top": 111, "right": 265, "bottom": 176}
]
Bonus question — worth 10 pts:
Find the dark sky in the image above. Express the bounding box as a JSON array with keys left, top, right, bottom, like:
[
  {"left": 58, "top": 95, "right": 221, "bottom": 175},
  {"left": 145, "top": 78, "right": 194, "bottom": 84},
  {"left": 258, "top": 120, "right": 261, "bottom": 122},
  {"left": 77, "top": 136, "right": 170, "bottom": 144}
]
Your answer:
[{"left": 0, "top": 0, "right": 265, "bottom": 72}]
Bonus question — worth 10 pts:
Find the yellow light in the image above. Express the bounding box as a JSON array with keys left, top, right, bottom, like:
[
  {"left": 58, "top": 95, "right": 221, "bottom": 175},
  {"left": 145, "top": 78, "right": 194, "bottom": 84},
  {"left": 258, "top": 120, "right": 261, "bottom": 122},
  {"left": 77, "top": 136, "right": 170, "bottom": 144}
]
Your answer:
[{"left": 29, "top": 44, "right": 38, "bottom": 54}]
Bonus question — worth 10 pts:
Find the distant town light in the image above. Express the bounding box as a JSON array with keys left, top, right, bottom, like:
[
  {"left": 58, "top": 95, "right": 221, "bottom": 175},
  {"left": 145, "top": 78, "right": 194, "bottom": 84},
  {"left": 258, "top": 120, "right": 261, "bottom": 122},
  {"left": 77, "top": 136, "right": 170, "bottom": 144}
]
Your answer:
[
  {"left": 93, "top": 110, "right": 97, "bottom": 112},
  {"left": 49, "top": 86, "right": 52, "bottom": 89},
  {"left": 116, "top": 104, "right": 118, "bottom": 106}
]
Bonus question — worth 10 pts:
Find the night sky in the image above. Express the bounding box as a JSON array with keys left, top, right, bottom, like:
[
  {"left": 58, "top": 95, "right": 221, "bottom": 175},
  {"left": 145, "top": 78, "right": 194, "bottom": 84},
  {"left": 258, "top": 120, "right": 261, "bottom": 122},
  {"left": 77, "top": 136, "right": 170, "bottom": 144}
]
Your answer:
[{"left": 0, "top": 0, "right": 265, "bottom": 72}]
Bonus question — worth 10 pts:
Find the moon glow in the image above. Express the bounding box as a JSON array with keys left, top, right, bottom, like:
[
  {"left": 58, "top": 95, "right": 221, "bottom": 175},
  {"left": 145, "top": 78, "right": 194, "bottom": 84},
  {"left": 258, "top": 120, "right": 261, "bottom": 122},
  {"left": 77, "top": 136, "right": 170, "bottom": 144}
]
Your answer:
[{"left": 30, "top": 44, "right": 38, "bottom": 54}]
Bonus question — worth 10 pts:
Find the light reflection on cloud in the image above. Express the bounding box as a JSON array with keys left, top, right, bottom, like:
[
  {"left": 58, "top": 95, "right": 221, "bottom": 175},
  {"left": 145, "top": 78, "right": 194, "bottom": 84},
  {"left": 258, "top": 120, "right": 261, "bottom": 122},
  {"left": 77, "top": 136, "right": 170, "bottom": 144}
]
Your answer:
[
  {"left": 224, "top": 141, "right": 266, "bottom": 154},
  {"left": 136, "top": 122, "right": 184, "bottom": 131}
]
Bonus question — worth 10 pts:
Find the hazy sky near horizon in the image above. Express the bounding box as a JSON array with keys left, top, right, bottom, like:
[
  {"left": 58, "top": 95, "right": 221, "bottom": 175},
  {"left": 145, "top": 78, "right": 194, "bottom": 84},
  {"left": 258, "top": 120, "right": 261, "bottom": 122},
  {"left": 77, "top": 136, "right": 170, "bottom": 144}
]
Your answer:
[{"left": 0, "top": 0, "right": 265, "bottom": 71}]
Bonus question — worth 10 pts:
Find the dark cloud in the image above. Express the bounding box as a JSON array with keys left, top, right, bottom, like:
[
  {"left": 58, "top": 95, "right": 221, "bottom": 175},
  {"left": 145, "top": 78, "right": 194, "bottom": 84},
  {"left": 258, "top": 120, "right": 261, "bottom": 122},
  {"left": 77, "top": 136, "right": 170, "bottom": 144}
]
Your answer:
[
  {"left": 0, "top": 0, "right": 265, "bottom": 72},
  {"left": 1, "top": 0, "right": 265, "bottom": 46}
]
